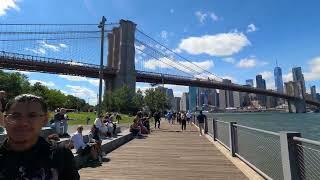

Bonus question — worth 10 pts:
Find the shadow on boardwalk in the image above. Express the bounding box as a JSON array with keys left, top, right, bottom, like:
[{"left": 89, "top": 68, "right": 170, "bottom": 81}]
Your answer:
[{"left": 79, "top": 121, "right": 248, "bottom": 180}]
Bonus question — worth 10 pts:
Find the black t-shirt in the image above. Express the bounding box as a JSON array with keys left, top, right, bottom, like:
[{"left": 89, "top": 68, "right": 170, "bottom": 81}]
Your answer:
[
  {"left": 0, "top": 137, "right": 80, "bottom": 180},
  {"left": 197, "top": 114, "right": 206, "bottom": 123}
]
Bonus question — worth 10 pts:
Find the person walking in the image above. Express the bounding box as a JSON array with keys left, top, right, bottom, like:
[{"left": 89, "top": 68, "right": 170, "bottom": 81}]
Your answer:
[
  {"left": 153, "top": 111, "right": 161, "bottom": 129},
  {"left": 197, "top": 111, "right": 207, "bottom": 136},
  {"left": 181, "top": 112, "right": 187, "bottom": 131}
]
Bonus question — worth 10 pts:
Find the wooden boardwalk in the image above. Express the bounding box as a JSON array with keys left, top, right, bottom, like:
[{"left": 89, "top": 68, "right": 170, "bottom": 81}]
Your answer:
[{"left": 79, "top": 121, "right": 248, "bottom": 180}]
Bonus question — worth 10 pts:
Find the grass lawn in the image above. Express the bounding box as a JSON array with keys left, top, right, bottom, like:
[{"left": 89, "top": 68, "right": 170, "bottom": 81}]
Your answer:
[{"left": 49, "top": 112, "right": 135, "bottom": 125}]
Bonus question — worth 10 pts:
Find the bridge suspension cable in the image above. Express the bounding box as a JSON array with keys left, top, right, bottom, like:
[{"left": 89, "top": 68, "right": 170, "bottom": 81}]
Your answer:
[{"left": 135, "top": 29, "right": 223, "bottom": 81}]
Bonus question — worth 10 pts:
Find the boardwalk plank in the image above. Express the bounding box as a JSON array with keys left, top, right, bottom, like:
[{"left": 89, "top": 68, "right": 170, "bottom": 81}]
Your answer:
[{"left": 79, "top": 121, "right": 248, "bottom": 180}]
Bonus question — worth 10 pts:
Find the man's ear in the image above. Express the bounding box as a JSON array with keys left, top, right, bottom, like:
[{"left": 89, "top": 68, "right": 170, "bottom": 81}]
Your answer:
[{"left": 42, "top": 113, "right": 49, "bottom": 126}]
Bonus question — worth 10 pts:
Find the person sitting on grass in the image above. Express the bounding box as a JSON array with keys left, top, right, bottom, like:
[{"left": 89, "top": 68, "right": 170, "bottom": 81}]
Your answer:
[
  {"left": 70, "top": 125, "right": 101, "bottom": 163},
  {"left": 130, "top": 117, "right": 142, "bottom": 136}
]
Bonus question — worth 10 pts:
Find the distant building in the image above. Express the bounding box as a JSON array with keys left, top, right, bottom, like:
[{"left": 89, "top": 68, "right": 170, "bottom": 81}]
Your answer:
[
  {"left": 180, "top": 92, "right": 189, "bottom": 111},
  {"left": 233, "top": 91, "right": 241, "bottom": 108},
  {"left": 240, "top": 85, "right": 251, "bottom": 107},
  {"left": 219, "top": 79, "right": 234, "bottom": 109},
  {"left": 256, "top": 75, "right": 267, "bottom": 106},
  {"left": 274, "top": 66, "right": 284, "bottom": 93},
  {"left": 246, "top": 79, "right": 254, "bottom": 87},
  {"left": 311, "top": 85, "right": 317, "bottom": 100},
  {"left": 266, "top": 94, "right": 277, "bottom": 108},
  {"left": 166, "top": 88, "right": 174, "bottom": 109},
  {"left": 317, "top": 93, "right": 320, "bottom": 102},
  {"left": 292, "top": 67, "right": 306, "bottom": 97},
  {"left": 188, "top": 86, "right": 197, "bottom": 111},
  {"left": 173, "top": 97, "right": 181, "bottom": 112},
  {"left": 207, "top": 89, "right": 218, "bottom": 107}
]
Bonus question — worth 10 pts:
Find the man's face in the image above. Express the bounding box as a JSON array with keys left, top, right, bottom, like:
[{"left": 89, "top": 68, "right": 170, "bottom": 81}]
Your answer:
[
  {"left": 60, "top": 109, "right": 66, "bottom": 115},
  {"left": 4, "top": 102, "right": 48, "bottom": 144}
]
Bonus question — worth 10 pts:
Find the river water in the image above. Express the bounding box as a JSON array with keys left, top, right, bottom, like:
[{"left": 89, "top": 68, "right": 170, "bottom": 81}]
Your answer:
[{"left": 206, "top": 112, "right": 320, "bottom": 141}]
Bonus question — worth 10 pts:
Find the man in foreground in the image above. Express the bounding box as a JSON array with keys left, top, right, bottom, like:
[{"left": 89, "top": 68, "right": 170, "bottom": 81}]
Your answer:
[{"left": 0, "top": 94, "right": 80, "bottom": 179}]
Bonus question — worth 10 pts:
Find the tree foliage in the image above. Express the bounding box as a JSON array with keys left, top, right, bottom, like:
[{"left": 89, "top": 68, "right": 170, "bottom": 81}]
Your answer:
[{"left": 0, "top": 70, "right": 93, "bottom": 111}]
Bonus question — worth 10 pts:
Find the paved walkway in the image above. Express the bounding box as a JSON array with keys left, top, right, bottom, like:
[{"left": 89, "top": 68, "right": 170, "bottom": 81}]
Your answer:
[{"left": 79, "top": 120, "right": 248, "bottom": 180}]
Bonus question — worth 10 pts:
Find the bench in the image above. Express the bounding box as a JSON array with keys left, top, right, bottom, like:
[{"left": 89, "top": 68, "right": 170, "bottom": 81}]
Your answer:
[{"left": 71, "top": 129, "right": 134, "bottom": 168}]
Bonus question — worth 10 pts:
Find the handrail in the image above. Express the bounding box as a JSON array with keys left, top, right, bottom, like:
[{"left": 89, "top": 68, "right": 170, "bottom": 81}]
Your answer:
[
  {"left": 293, "top": 136, "right": 320, "bottom": 146},
  {"left": 234, "top": 124, "right": 280, "bottom": 136},
  {"left": 215, "top": 120, "right": 229, "bottom": 124}
]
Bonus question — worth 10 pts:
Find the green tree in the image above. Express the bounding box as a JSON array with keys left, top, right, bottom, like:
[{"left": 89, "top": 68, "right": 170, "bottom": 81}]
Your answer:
[
  {"left": 113, "top": 85, "right": 134, "bottom": 113},
  {"left": 144, "top": 87, "right": 169, "bottom": 112},
  {"left": 132, "top": 89, "right": 144, "bottom": 111}
]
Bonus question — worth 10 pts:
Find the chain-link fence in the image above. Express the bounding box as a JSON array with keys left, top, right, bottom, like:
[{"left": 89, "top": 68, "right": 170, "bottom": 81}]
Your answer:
[
  {"left": 235, "top": 124, "right": 283, "bottom": 180},
  {"left": 294, "top": 137, "right": 320, "bottom": 180},
  {"left": 215, "top": 120, "right": 230, "bottom": 149}
]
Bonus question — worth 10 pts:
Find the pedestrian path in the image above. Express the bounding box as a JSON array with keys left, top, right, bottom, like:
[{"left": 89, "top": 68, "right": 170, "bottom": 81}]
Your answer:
[{"left": 79, "top": 121, "right": 248, "bottom": 180}]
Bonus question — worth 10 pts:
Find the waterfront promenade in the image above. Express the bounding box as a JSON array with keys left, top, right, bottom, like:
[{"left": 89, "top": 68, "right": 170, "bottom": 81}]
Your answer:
[{"left": 79, "top": 121, "right": 249, "bottom": 180}]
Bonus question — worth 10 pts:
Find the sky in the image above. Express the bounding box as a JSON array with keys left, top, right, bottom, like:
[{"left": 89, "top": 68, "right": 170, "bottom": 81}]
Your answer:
[{"left": 1, "top": 0, "right": 320, "bottom": 104}]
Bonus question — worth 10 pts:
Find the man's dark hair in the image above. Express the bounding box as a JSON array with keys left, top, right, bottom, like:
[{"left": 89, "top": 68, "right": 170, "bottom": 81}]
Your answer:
[
  {"left": 199, "top": 110, "right": 203, "bottom": 114},
  {"left": 4, "top": 94, "right": 48, "bottom": 113}
]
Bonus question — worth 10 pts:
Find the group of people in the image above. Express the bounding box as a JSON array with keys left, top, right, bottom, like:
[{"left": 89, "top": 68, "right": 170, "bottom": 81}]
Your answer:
[
  {"left": 94, "top": 112, "right": 119, "bottom": 138},
  {"left": 130, "top": 111, "right": 151, "bottom": 136},
  {"left": 50, "top": 108, "right": 71, "bottom": 138}
]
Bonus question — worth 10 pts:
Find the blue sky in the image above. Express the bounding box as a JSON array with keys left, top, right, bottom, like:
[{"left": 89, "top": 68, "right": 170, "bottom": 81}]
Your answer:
[{"left": 1, "top": 0, "right": 320, "bottom": 104}]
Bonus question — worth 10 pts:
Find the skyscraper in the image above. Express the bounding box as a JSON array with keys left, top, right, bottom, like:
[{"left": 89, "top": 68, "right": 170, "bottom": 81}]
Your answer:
[
  {"left": 274, "top": 65, "right": 284, "bottom": 93},
  {"left": 246, "top": 79, "right": 254, "bottom": 87},
  {"left": 311, "top": 85, "right": 317, "bottom": 100},
  {"left": 219, "top": 79, "right": 234, "bottom": 109},
  {"left": 292, "top": 67, "right": 306, "bottom": 97},
  {"left": 188, "top": 86, "right": 197, "bottom": 111},
  {"left": 180, "top": 92, "right": 189, "bottom": 111},
  {"left": 256, "top": 75, "right": 267, "bottom": 106}
]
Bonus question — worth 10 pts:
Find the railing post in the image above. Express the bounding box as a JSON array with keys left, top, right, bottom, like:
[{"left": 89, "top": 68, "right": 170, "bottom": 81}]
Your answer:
[
  {"left": 204, "top": 117, "right": 208, "bottom": 134},
  {"left": 213, "top": 118, "right": 217, "bottom": 141},
  {"left": 280, "top": 131, "right": 302, "bottom": 180},
  {"left": 229, "top": 122, "right": 237, "bottom": 157}
]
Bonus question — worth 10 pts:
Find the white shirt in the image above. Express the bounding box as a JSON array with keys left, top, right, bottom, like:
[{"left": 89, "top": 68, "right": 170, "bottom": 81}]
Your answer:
[
  {"left": 71, "top": 132, "right": 86, "bottom": 151},
  {"left": 94, "top": 118, "right": 103, "bottom": 129}
]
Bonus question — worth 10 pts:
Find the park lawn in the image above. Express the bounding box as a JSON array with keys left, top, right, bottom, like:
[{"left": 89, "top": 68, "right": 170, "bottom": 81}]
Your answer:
[{"left": 49, "top": 112, "right": 135, "bottom": 125}]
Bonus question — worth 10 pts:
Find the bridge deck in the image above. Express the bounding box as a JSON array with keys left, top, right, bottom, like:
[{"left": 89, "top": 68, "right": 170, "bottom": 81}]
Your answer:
[{"left": 79, "top": 121, "right": 248, "bottom": 180}]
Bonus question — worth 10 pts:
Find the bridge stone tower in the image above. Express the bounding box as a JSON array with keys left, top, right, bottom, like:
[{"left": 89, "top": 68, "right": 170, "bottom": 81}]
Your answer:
[{"left": 106, "top": 20, "right": 136, "bottom": 92}]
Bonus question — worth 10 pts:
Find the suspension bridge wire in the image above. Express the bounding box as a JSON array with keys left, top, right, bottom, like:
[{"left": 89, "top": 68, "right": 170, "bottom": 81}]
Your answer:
[
  {"left": 0, "top": 23, "right": 118, "bottom": 26},
  {"left": 135, "top": 39, "right": 205, "bottom": 77},
  {"left": 136, "top": 29, "right": 223, "bottom": 81},
  {"left": 135, "top": 45, "right": 195, "bottom": 78},
  {"left": 0, "top": 36, "right": 107, "bottom": 42}
]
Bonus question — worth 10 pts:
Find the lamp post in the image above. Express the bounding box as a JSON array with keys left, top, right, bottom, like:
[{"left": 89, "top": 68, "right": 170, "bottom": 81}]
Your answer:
[{"left": 97, "top": 16, "right": 106, "bottom": 117}]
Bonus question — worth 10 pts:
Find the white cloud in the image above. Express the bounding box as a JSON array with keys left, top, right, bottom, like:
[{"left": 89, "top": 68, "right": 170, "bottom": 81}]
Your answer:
[
  {"left": 160, "top": 30, "right": 168, "bottom": 41},
  {"left": 66, "top": 85, "right": 97, "bottom": 105},
  {"left": 247, "top": 23, "right": 258, "bottom": 33},
  {"left": 177, "top": 32, "right": 250, "bottom": 57},
  {"left": 260, "top": 71, "right": 273, "bottom": 80},
  {"left": 0, "top": 0, "right": 20, "bottom": 16},
  {"left": 259, "top": 71, "right": 275, "bottom": 90},
  {"left": 283, "top": 72, "right": 293, "bottom": 82},
  {"left": 170, "top": 9, "right": 174, "bottom": 13},
  {"left": 195, "top": 11, "right": 207, "bottom": 23},
  {"left": 58, "top": 75, "right": 99, "bottom": 86},
  {"left": 237, "top": 58, "right": 257, "bottom": 68},
  {"left": 25, "top": 47, "right": 46, "bottom": 55},
  {"left": 143, "top": 58, "right": 214, "bottom": 74},
  {"left": 210, "top": 12, "right": 219, "bottom": 21},
  {"left": 59, "top": 43, "right": 68, "bottom": 48},
  {"left": 4, "top": 69, "right": 32, "bottom": 75},
  {"left": 222, "top": 57, "right": 235, "bottom": 64},
  {"left": 236, "top": 56, "right": 268, "bottom": 68},
  {"left": 304, "top": 57, "right": 320, "bottom": 81},
  {"left": 29, "top": 80, "right": 55, "bottom": 87},
  {"left": 40, "top": 41, "right": 60, "bottom": 52},
  {"left": 221, "top": 75, "right": 238, "bottom": 83}
]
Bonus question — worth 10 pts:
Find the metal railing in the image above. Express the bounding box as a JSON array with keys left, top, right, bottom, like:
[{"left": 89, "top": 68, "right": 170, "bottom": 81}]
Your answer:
[{"left": 205, "top": 118, "right": 320, "bottom": 180}]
